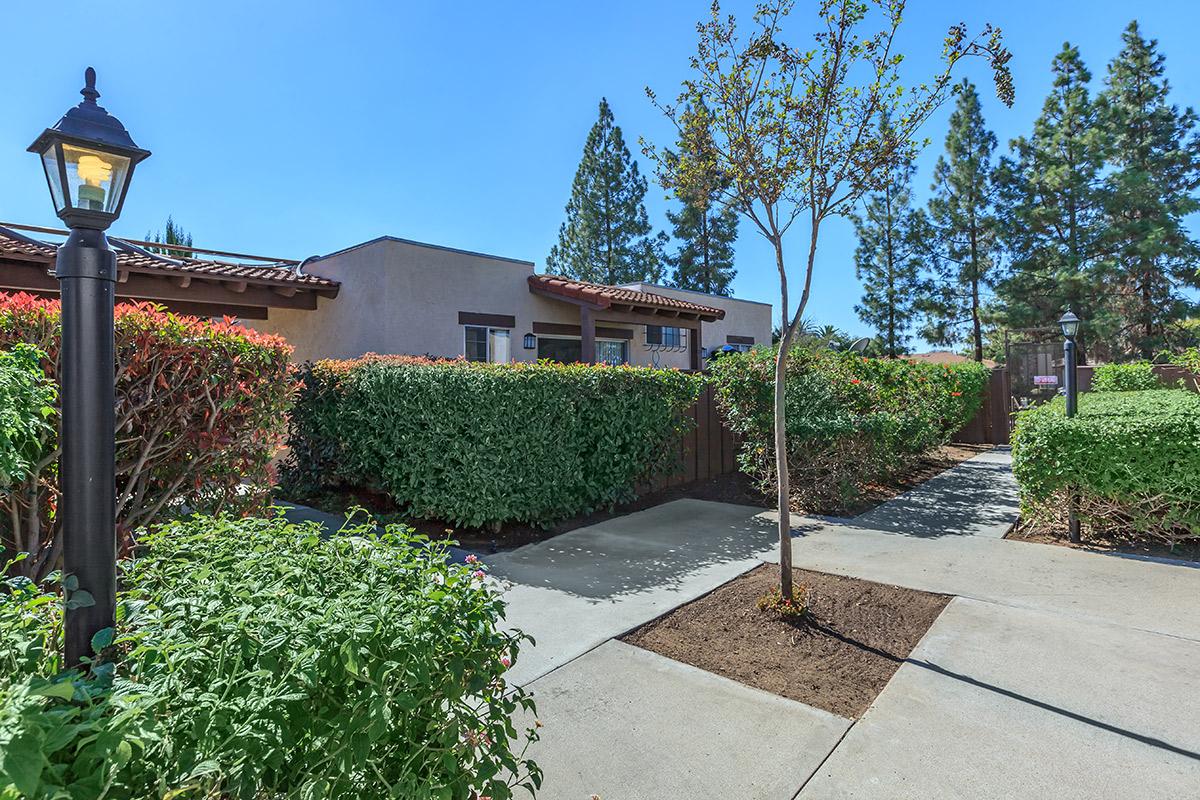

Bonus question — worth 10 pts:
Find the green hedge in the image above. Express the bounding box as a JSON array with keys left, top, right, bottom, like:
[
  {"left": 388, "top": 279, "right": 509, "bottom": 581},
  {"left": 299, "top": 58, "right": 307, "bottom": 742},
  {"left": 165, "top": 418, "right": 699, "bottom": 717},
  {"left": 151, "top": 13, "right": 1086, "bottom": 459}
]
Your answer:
[
  {"left": 709, "top": 348, "right": 989, "bottom": 512},
  {"left": 1, "top": 515, "right": 540, "bottom": 799},
  {"left": 0, "top": 345, "right": 54, "bottom": 488},
  {"left": 1011, "top": 390, "right": 1200, "bottom": 540},
  {"left": 1091, "top": 361, "right": 1160, "bottom": 392},
  {"left": 282, "top": 357, "right": 705, "bottom": 527}
]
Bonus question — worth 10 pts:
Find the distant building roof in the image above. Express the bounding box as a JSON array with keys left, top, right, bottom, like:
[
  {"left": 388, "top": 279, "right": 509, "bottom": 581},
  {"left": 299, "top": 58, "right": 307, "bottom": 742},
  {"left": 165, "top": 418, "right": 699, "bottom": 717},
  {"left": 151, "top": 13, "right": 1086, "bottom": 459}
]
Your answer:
[
  {"left": 907, "top": 350, "right": 997, "bottom": 368},
  {"left": 528, "top": 274, "right": 726, "bottom": 321}
]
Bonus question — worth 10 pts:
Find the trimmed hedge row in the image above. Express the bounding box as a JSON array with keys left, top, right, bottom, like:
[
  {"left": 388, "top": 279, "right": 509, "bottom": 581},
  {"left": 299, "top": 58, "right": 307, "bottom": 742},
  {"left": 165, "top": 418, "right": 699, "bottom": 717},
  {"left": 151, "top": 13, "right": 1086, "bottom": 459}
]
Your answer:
[
  {"left": 1011, "top": 389, "right": 1200, "bottom": 541},
  {"left": 1091, "top": 361, "right": 1161, "bottom": 392},
  {"left": 1, "top": 515, "right": 540, "bottom": 799},
  {"left": 282, "top": 356, "right": 705, "bottom": 527},
  {"left": 709, "top": 347, "right": 988, "bottom": 512},
  {"left": 0, "top": 293, "right": 294, "bottom": 581}
]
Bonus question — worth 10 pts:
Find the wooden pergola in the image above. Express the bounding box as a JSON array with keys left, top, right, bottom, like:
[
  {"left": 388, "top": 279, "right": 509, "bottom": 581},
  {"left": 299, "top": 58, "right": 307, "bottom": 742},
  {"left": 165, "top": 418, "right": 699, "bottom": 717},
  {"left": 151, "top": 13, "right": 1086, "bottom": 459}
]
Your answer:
[
  {"left": 0, "top": 223, "right": 339, "bottom": 319},
  {"left": 527, "top": 274, "right": 725, "bottom": 370}
]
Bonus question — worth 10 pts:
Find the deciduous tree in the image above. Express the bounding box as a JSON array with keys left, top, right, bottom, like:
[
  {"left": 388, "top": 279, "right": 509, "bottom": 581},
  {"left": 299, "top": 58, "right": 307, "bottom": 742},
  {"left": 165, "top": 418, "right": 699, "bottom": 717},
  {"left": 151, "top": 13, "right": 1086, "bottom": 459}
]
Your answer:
[{"left": 647, "top": 0, "right": 1011, "bottom": 599}]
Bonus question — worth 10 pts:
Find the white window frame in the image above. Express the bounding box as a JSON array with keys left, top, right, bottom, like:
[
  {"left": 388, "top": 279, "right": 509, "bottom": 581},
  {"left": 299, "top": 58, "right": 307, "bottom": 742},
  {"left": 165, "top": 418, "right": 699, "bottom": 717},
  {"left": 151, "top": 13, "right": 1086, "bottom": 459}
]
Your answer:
[{"left": 464, "top": 325, "right": 511, "bottom": 363}]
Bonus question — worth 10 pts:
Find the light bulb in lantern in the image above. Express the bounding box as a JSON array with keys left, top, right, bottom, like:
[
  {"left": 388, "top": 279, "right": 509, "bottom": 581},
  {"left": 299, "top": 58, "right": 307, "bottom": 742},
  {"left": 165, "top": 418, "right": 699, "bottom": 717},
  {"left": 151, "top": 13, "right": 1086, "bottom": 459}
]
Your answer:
[{"left": 75, "top": 153, "right": 112, "bottom": 209}]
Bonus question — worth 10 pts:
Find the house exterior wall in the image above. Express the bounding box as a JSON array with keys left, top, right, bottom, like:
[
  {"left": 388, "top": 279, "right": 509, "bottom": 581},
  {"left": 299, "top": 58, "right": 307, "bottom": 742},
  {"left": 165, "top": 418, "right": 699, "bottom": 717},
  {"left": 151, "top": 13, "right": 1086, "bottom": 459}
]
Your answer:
[
  {"left": 619, "top": 283, "right": 774, "bottom": 369},
  {"left": 248, "top": 238, "right": 773, "bottom": 368}
]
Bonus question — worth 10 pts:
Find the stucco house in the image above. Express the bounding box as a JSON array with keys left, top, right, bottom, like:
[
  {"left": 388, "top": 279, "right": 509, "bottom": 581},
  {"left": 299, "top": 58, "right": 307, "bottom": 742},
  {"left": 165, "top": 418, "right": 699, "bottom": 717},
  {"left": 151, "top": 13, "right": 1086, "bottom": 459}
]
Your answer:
[{"left": 0, "top": 224, "right": 772, "bottom": 369}]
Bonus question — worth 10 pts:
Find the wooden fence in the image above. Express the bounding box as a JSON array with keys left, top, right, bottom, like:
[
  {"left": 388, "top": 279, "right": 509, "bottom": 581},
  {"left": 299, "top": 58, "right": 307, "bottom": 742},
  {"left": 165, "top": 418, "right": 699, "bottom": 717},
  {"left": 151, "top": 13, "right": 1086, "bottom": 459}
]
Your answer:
[
  {"left": 952, "top": 366, "right": 1011, "bottom": 446},
  {"left": 651, "top": 384, "right": 739, "bottom": 490}
]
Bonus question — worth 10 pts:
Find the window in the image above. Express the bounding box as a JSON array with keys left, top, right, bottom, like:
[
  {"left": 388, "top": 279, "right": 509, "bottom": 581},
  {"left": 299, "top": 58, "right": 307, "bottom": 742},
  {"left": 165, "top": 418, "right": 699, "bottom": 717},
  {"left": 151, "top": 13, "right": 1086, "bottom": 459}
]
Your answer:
[
  {"left": 464, "top": 326, "right": 511, "bottom": 363},
  {"left": 646, "top": 325, "right": 683, "bottom": 347},
  {"left": 595, "top": 339, "right": 627, "bottom": 365},
  {"left": 536, "top": 337, "right": 628, "bottom": 365}
]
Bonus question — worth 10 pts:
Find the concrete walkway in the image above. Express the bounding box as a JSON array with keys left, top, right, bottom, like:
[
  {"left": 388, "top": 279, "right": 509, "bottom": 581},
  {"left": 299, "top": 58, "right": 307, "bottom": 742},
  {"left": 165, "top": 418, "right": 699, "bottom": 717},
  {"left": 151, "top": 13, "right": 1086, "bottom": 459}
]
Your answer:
[{"left": 492, "top": 449, "right": 1200, "bottom": 797}]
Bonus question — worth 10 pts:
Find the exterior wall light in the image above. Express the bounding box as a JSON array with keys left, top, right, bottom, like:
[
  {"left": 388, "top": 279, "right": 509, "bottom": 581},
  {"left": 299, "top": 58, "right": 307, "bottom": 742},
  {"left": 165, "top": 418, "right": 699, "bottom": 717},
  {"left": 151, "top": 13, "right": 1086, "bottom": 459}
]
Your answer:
[{"left": 523, "top": 333, "right": 536, "bottom": 350}]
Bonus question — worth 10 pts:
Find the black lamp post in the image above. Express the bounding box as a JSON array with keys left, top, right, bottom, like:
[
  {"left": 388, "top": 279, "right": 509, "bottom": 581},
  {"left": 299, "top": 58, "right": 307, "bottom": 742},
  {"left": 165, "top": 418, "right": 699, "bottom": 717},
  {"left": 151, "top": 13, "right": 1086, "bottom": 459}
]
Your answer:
[
  {"left": 28, "top": 68, "right": 150, "bottom": 667},
  {"left": 1058, "top": 308, "right": 1082, "bottom": 544}
]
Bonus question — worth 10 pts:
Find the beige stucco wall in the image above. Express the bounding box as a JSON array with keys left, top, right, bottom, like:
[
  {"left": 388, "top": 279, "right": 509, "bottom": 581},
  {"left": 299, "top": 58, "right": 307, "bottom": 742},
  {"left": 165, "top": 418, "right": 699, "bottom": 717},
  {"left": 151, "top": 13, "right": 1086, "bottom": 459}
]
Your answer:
[
  {"left": 620, "top": 283, "right": 774, "bottom": 369},
  {"left": 248, "top": 238, "right": 773, "bottom": 369}
]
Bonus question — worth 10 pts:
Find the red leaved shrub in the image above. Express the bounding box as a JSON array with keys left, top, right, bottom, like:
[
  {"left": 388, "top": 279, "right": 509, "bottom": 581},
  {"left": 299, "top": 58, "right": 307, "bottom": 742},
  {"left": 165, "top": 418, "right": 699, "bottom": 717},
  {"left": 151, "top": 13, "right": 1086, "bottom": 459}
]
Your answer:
[{"left": 0, "top": 292, "right": 293, "bottom": 580}]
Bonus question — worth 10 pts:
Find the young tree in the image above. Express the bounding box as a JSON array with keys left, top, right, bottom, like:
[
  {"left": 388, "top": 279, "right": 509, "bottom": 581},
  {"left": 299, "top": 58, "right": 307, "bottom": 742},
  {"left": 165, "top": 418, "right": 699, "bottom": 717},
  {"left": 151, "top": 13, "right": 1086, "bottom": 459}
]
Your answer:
[
  {"left": 145, "top": 215, "right": 193, "bottom": 259},
  {"left": 852, "top": 117, "right": 928, "bottom": 357},
  {"left": 993, "top": 43, "right": 1114, "bottom": 362},
  {"left": 664, "top": 100, "right": 740, "bottom": 295},
  {"left": 1098, "top": 21, "right": 1200, "bottom": 358},
  {"left": 547, "top": 98, "right": 665, "bottom": 284},
  {"left": 923, "top": 81, "right": 1000, "bottom": 362},
  {"left": 647, "top": 0, "right": 1011, "bottom": 599}
]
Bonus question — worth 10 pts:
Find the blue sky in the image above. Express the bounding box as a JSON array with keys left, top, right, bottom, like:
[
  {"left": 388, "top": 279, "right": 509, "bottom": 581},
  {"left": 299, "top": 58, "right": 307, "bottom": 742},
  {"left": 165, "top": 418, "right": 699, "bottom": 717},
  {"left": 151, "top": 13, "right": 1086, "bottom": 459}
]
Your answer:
[{"left": 2, "top": 0, "right": 1198, "bottom": 340}]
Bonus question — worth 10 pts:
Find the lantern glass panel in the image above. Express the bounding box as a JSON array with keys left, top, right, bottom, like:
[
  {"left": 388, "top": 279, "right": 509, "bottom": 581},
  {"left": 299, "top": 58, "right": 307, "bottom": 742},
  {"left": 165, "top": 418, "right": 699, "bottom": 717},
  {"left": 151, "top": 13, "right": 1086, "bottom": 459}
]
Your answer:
[
  {"left": 40, "top": 145, "right": 66, "bottom": 213},
  {"left": 61, "top": 142, "right": 131, "bottom": 214}
]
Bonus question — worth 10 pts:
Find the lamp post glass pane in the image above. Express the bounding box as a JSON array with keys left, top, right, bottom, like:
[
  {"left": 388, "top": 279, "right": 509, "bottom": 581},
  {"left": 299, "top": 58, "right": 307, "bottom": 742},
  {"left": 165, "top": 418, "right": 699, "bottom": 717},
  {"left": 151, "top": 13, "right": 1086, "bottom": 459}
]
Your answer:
[
  {"left": 39, "top": 146, "right": 66, "bottom": 212},
  {"left": 59, "top": 143, "right": 130, "bottom": 213}
]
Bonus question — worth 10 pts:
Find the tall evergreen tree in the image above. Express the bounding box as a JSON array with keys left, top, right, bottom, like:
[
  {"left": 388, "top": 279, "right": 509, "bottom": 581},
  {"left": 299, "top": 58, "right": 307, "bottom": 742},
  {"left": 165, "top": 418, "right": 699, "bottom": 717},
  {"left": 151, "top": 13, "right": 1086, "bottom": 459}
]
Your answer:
[
  {"left": 852, "top": 118, "right": 927, "bottom": 357},
  {"left": 1098, "top": 21, "right": 1200, "bottom": 358},
  {"left": 664, "top": 101, "right": 739, "bottom": 295},
  {"left": 923, "top": 80, "right": 1000, "bottom": 361},
  {"left": 546, "top": 98, "right": 664, "bottom": 284},
  {"left": 145, "top": 215, "right": 193, "bottom": 259},
  {"left": 994, "top": 43, "right": 1115, "bottom": 362}
]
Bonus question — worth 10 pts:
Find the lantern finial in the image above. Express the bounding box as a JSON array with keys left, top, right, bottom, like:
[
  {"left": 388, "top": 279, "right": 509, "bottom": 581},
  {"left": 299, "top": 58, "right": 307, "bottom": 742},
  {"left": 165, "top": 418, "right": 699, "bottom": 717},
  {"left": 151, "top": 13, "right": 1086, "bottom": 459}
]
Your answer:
[{"left": 81, "top": 67, "right": 99, "bottom": 104}]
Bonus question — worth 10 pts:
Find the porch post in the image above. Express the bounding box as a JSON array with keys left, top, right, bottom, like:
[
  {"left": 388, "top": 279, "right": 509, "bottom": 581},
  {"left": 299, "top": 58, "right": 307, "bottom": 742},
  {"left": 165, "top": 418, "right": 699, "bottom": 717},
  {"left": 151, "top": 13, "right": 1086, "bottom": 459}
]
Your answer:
[
  {"left": 581, "top": 305, "right": 596, "bottom": 364},
  {"left": 690, "top": 320, "right": 702, "bottom": 371}
]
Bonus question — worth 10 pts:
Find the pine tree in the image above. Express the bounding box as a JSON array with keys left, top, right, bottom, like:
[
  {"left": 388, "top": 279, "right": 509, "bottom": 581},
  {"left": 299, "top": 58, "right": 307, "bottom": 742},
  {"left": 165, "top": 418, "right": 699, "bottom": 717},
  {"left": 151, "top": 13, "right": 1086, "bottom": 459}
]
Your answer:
[
  {"left": 664, "top": 101, "right": 739, "bottom": 295},
  {"left": 1098, "top": 21, "right": 1200, "bottom": 358},
  {"left": 852, "top": 118, "right": 927, "bottom": 357},
  {"left": 145, "top": 215, "right": 193, "bottom": 259},
  {"left": 923, "top": 80, "right": 1000, "bottom": 361},
  {"left": 994, "top": 43, "right": 1115, "bottom": 362},
  {"left": 546, "top": 98, "right": 664, "bottom": 285}
]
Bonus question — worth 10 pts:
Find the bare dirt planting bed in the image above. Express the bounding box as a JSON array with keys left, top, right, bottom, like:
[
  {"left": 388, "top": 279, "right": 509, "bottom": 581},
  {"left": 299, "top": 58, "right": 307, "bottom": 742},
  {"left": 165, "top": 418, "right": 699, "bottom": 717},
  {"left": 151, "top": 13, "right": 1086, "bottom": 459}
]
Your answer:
[{"left": 622, "top": 564, "right": 950, "bottom": 718}]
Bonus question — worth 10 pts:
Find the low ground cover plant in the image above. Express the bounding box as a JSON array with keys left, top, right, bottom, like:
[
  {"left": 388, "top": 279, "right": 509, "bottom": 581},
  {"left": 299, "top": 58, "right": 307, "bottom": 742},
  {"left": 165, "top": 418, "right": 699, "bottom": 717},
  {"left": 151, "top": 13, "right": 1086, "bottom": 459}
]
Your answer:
[
  {"left": 1090, "top": 361, "right": 1161, "bottom": 392},
  {"left": 0, "top": 514, "right": 540, "bottom": 799},
  {"left": 0, "top": 292, "right": 293, "bottom": 581},
  {"left": 1011, "top": 389, "right": 1200, "bottom": 543},
  {"left": 709, "top": 347, "right": 988, "bottom": 512},
  {"left": 282, "top": 356, "right": 705, "bottom": 527}
]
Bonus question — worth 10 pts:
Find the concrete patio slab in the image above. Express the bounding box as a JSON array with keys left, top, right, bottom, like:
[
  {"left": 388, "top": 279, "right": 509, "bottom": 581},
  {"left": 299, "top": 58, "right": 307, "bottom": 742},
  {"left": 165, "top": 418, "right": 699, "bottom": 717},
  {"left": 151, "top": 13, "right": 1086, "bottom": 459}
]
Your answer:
[
  {"left": 839, "top": 447, "right": 1019, "bottom": 538},
  {"left": 770, "top": 517, "right": 1200, "bottom": 642},
  {"left": 490, "top": 499, "right": 777, "bottom": 685},
  {"left": 524, "top": 640, "right": 850, "bottom": 800},
  {"left": 799, "top": 597, "right": 1200, "bottom": 799}
]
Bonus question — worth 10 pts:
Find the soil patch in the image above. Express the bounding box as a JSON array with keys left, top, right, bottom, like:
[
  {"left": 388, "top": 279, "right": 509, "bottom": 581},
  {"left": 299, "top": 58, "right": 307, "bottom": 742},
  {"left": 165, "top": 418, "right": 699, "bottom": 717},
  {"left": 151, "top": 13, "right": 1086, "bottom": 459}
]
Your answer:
[
  {"left": 1006, "top": 518, "right": 1200, "bottom": 564},
  {"left": 621, "top": 564, "right": 950, "bottom": 718},
  {"left": 296, "top": 443, "right": 992, "bottom": 553}
]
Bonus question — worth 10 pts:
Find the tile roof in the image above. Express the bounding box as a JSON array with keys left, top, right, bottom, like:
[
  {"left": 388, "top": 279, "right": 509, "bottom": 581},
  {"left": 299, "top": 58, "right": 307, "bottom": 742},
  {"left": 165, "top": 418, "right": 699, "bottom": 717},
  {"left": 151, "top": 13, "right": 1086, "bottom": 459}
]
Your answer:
[
  {"left": 528, "top": 274, "right": 726, "bottom": 320},
  {"left": 0, "top": 227, "right": 339, "bottom": 291}
]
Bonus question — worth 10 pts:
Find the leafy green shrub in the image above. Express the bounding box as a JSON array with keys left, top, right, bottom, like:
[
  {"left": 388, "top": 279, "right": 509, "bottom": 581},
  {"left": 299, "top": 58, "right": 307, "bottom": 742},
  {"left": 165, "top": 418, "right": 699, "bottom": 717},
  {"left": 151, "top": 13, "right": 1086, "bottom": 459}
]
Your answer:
[
  {"left": 1011, "top": 390, "right": 1200, "bottom": 541},
  {"left": 1090, "top": 361, "right": 1161, "bottom": 392},
  {"left": 0, "top": 293, "right": 294, "bottom": 581},
  {"left": 282, "top": 356, "right": 705, "bottom": 527},
  {"left": 0, "top": 514, "right": 540, "bottom": 799},
  {"left": 0, "top": 344, "right": 54, "bottom": 488},
  {"left": 709, "top": 347, "right": 988, "bottom": 512}
]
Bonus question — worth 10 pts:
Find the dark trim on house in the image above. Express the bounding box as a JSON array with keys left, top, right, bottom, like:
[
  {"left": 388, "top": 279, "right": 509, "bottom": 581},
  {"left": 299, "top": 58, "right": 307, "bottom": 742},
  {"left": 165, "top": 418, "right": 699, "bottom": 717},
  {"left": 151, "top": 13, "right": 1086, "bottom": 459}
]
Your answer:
[
  {"left": 727, "top": 335, "right": 755, "bottom": 345},
  {"left": 458, "top": 311, "right": 516, "bottom": 328},
  {"left": 532, "top": 321, "right": 633, "bottom": 340}
]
